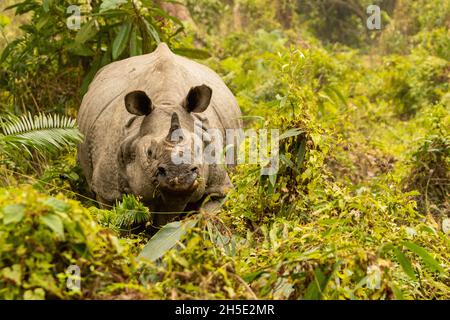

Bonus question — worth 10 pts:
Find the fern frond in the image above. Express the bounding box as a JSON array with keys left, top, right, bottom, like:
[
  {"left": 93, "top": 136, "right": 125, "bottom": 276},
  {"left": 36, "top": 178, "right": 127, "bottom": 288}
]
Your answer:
[
  {"left": 0, "top": 113, "right": 83, "bottom": 156},
  {"left": 113, "top": 195, "right": 151, "bottom": 230}
]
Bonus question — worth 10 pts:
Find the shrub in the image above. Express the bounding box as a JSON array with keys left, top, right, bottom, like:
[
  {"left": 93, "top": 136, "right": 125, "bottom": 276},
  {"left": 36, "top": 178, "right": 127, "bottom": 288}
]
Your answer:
[
  {"left": 405, "top": 131, "right": 449, "bottom": 221},
  {"left": 0, "top": 186, "right": 139, "bottom": 299},
  {"left": 0, "top": 0, "right": 186, "bottom": 114},
  {"left": 374, "top": 53, "right": 449, "bottom": 118}
]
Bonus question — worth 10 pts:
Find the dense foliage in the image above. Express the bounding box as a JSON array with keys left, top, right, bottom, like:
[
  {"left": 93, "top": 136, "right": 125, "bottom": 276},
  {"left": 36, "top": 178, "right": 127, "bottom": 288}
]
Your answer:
[{"left": 0, "top": 0, "right": 448, "bottom": 299}]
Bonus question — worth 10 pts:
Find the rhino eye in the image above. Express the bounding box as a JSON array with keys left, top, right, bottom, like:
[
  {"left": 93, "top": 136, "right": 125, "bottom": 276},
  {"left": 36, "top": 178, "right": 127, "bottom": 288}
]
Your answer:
[{"left": 147, "top": 148, "right": 152, "bottom": 157}]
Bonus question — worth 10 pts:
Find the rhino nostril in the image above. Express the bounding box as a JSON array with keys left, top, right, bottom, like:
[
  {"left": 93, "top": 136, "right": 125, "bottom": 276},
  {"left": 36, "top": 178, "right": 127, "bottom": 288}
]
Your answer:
[
  {"left": 157, "top": 166, "right": 167, "bottom": 176},
  {"left": 190, "top": 166, "right": 199, "bottom": 174}
]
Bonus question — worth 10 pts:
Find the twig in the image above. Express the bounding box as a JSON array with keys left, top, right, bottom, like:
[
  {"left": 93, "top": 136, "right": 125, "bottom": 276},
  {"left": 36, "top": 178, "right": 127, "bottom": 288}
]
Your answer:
[{"left": 232, "top": 273, "right": 258, "bottom": 300}]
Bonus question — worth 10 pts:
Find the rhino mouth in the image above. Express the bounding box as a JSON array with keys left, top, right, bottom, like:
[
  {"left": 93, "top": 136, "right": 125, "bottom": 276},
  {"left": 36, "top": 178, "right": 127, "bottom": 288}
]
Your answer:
[
  {"left": 159, "top": 178, "right": 199, "bottom": 194},
  {"left": 156, "top": 164, "right": 200, "bottom": 195}
]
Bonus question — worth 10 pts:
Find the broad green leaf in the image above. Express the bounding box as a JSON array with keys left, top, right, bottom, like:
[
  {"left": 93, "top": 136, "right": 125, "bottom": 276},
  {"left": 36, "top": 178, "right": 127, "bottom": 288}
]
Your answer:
[
  {"left": 42, "top": 0, "right": 51, "bottom": 12},
  {"left": 2, "top": 204, "right": 25, "bottom": 224},
  {"left": 393, "top": 247, "right": 417, "bottom": 281},
  {"left": 42, "top": 197, "right": 70, "bottom": 213},
  {"left": 172, "top": 48, "right": 211, "bottom": 60},
  {"left": 129, "top": 26, "right": 142, "bottom": 57},
  {"left": 75, "top": 19, "right": 99, "bottom": 44},
  {"left": 36, "top": 16, "right": 51, "bottom": 31},
  {"left": 304, "top": 268, "right": 328, "bottom": 300},
  {"left": 100, "top": 0, "right": 127, "bottom": 13},
  {"left": 242, "top": 270, "right": 265, "bottom": 283},
  {"left": 65, "top": 43, "right": 95, "bottom": 57},
  {"left": 138, "top": 218, "right": 198, "bottom": 262},
  {"left": 112, "top": 22, "right": 132, "bottom": 60},
  {"left": 403, "top": 241, "right": 445, "bottom": 273},
  {"left": 143, "top": 19, "right": 160, "bottom": 44},
  {"left": 2, "top": 264, "right": 22, "bottom": 284},
  {"left": 278, "top": 128, "right": 304, "bottom": 141},
  {"left": 40, "top": 214, "right": 65, "bottom": 240}
]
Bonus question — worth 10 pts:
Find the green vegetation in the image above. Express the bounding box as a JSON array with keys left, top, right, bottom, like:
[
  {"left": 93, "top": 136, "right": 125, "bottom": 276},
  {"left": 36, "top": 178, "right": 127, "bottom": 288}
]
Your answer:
[
  {"left": 1, "top": 113, "right": 82, "bottom": 169},
  {"left": 0, "top": 0, "right": 448, "bottom": 299}
]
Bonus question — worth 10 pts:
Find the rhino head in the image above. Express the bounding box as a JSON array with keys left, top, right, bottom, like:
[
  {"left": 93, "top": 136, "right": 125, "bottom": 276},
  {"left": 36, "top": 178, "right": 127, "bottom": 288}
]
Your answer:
[{"left": 117, "top": 85, "right": 214, "bottom": 225}]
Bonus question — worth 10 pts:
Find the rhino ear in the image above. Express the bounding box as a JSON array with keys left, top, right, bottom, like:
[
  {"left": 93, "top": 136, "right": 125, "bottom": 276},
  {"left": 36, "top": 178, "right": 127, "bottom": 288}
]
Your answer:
[
  {"left": 184, "top": 85, "right": 212, "bottom": 113},
  {"left": 125, "top": 91, "right": 153, "bottom": 116}
]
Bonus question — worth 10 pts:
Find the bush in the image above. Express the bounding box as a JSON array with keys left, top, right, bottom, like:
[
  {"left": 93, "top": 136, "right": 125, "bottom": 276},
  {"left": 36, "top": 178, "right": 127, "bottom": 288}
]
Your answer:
[
  {"left": 0, "top": 0, "right": 186, "bottom": 115},
  {"left": 404, "top": 123, "right": 449, "bottom": 221},
  {"left": 378, "top": 0, "right": 450, "bottom": 54},
  {"left": 0, "top": 186, "right": 139, "bottom": 299},
  {"left": 374, "top": 53, "right": 449, "bottom": 118}
]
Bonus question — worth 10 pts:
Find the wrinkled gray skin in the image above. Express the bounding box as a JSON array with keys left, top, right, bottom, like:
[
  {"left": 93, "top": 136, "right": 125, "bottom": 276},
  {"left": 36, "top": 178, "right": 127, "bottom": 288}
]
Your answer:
[{"left": 77, "top": 43, "right": 242, "bottom": 226}]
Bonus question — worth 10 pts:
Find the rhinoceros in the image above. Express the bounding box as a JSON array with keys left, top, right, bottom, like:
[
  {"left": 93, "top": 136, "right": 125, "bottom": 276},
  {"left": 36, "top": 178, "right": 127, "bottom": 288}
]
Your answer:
[{"left": 77, "top": 43, "right": 242, "bottom": 225}]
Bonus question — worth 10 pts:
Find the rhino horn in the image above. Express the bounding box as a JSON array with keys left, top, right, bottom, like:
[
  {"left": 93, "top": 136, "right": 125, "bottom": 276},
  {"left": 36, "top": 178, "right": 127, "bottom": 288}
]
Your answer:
[{"left": 166, "top": 112, "right": 183, "bottom": 143}]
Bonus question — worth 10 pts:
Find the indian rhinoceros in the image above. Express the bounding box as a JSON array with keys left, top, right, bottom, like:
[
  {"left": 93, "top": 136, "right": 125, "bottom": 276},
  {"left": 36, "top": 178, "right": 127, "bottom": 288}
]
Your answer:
[{"left": 77, "top": 43, "right": 242, "bottom": 225}]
